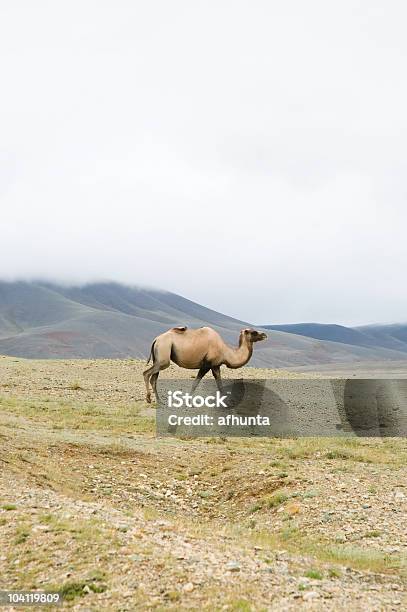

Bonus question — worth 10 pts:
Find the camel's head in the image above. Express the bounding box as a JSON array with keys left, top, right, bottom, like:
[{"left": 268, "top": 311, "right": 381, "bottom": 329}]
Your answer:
[{"left": 240, "top": 328, "right": 268, "bottom": 344}]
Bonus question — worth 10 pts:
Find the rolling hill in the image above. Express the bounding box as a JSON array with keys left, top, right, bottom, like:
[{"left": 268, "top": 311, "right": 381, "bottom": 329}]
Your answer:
[
  {"left": 1, "top": 281, "right": 407, "bottom": 367},
  {"left": 263, "top": 322, "right": 407, "bottom": 354}
]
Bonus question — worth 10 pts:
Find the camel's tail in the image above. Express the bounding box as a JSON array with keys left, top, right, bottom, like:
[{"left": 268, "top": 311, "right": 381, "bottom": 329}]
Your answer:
[{"left": 146, "top": 340, "right": 156, "bottom": 364}]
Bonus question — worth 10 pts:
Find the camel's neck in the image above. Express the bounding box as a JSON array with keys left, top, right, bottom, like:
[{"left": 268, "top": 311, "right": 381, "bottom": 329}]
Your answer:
[{"left": 223, "top": 337, "right": 253, "bottom": 369}]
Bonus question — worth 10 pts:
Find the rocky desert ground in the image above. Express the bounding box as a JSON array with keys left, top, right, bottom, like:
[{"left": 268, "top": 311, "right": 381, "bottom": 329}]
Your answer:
[{"left": 0, "top": 356, "right": 406, "bottom": 610}]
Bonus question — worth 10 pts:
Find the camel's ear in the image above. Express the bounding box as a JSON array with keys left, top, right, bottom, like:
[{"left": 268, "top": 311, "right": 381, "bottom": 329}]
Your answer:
[{"left": 242, "top": 328, "right": 251, "bottom": 333}]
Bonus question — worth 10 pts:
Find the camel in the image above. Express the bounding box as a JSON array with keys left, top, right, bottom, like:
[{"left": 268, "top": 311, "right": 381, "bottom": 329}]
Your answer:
[{"left": 143, "top": 326, "right": 267, "bottom": 403}]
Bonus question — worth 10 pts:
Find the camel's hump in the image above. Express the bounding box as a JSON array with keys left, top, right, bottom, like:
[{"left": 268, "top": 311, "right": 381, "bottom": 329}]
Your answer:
[{"left": 172, "top": 326, "right": 187, "bottom": 333}]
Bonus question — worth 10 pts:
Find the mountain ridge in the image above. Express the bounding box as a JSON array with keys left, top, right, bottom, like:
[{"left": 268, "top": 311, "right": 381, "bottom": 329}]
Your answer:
[
  {"left": 262, "top": 322, "right": 407, "bottom": 355},
  {"left": 1, "top": 280, "right": 407, "bottom": 367}
]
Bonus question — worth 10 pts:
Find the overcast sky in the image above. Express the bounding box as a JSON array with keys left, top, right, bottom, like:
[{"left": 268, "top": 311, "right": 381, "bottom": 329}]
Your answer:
[{"left": 1, "top": 1, "right": 407, "bottom": 326}]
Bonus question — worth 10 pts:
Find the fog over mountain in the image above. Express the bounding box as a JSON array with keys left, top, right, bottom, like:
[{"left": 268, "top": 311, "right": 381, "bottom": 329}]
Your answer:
[{"left": 2, "top": 2, "right": 407, "bottom": 325}]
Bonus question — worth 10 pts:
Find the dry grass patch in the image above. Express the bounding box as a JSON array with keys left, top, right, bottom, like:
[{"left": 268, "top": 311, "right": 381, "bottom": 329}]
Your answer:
[
  {"left": 0, "top": 395, "right": 154, "bottom": 435},
  {"left": 266, "top": 491, "right": 290, "bottom": 508},
  {"left": 243, "top": 527, "right": 407, "bottom": 576},
  {"left": 276, "top": 437, "right": 407, "bottom": 466}
]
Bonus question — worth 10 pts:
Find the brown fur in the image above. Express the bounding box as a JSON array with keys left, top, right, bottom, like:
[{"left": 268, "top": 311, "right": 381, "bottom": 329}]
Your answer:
[{"left": 143, "top": 326, "right": 267, "bottom": 403}]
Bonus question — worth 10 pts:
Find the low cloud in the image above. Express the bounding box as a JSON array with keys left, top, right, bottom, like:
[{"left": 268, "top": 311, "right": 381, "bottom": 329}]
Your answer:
[{"left": 1, "top": 1, "right": 407, "bottom": 325}]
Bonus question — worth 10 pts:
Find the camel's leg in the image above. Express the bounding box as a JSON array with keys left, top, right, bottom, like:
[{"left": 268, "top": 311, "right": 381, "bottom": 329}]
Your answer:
[
  {"left": 191, "top": 365, "right": 211, "bottom": 393},
  {"left": 150, "top": 372, "right": 160, "bottom": 402},
  {"left": 211, "top": 366, "right": 223, "bottom": 391},
  {"left": 143, "top": 363, "right": 156, "bottom": 403},
  {"left": 143, "top": 360, "right": 170, "bottom": 403}
]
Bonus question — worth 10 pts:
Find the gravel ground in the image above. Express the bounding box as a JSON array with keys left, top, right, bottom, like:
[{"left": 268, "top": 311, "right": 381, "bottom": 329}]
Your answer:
[{"left": 0, "top": 356, "right": 406, "bottom": 610}]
